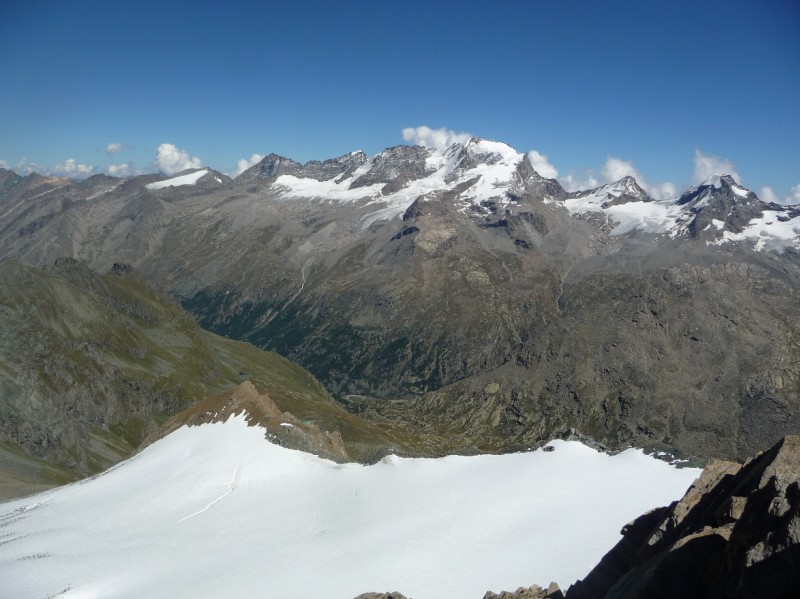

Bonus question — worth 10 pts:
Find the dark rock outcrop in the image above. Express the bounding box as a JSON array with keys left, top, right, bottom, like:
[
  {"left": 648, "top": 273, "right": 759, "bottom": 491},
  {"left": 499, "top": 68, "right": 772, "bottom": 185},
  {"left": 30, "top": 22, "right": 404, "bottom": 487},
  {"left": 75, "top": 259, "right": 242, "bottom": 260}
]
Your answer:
[
  {"left": 675, "top": 175, "right": 767, "bottom": 240},
  {"left": 236, "top": 153, "right": 304, "bottom": 180},
  {"left": 350, "top": 144, "right": 433, "bottom": 189},
  {"left": 566, "top": 435, "right": 800, "bottom": 599}
]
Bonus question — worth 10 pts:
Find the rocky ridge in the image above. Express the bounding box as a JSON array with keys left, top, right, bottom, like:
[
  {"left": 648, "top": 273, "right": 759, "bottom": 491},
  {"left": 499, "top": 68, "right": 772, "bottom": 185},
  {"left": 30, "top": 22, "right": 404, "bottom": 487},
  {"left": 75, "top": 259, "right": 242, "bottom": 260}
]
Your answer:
[
  {"left": 1, "top": 137, "right": 799, "bottom": 461},
  {"left": 150, "top": 380, "right": 350, "bottom": 462}
]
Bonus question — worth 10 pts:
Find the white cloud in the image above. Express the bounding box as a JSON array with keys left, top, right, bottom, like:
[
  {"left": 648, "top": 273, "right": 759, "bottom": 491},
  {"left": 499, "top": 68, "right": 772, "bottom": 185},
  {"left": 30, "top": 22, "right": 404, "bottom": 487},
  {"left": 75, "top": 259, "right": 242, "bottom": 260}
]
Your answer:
[
  {"left": 402, "top": 126, "right": 472, "bottom": 152},
  {"left": 693, "top": 150, "right": 740, "bottom": 185},
  {"left": 155, "top": 143, "right": 202, "bottom": 175},
  {"left": 0, "top": 159, "right": 8, "bottom": 169},
  {"left": 790, "top": 183, "right": 800, "bottom": 204},
  {"left": 105, "top": 142, "right": 123, "bottom": 154},
  {"left": 599, "top": 156, "right": 675, "bottom": 201},
  {"left": 108, "top": 163, "right": 133, "bottom": 177},
  {"left": 650, "top": 182, "right": 677, "bottom": 201},
  {"left": 760, "top": 186, "right": 780, "bottom": 204},
  {"left": 560, "top": 172, "right": 600, "bottom": 192},
  {"left": 53, "top": 158, "right": 94, "bottom": 178},
  {"left": 235, "top": 153, "right": 264, "bottom": 177},
  {"left": 0, "top": 157, "right": 44, "bottom": 176},
  {"left": 526, "top": 150, "right": 558, "bottom": 179},
  {"left": 601, "top": 157, "right": 640, "bottom": 183}
]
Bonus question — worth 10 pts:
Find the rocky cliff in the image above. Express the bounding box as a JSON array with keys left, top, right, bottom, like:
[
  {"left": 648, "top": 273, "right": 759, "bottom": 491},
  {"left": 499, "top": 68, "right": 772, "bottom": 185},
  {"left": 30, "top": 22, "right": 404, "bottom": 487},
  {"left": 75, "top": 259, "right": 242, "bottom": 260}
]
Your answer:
[{"left": 563, "top": 435, "right": 800, "bottom": 598}]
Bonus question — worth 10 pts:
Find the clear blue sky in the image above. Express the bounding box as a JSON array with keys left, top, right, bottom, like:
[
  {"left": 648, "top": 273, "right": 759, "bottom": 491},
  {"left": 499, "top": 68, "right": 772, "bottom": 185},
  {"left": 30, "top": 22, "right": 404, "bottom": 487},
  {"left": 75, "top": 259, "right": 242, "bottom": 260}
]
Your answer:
[{"left": 1, "top": 0, "right": 798, "bottom": 199}]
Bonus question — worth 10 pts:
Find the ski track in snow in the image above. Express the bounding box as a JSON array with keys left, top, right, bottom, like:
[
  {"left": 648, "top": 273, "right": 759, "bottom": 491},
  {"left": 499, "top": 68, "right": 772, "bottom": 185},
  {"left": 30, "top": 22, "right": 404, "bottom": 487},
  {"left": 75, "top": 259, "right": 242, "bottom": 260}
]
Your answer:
[
  {"left": 177, "top": 464, "right": 239, "bottom": 523},
  {"left": 0, "top": 414, "right": 701, "bottom": 599}
]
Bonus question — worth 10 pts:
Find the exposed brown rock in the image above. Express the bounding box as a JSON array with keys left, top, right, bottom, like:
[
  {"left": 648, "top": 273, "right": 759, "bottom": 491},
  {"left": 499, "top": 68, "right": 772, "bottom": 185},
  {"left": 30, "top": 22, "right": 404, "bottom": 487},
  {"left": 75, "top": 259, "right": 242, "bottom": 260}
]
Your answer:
[
  {"left": 353, "top": 593, "right": 409, "bottom": 599},
  {"left": 149, "top": 381, "right": 350, "bottom": 462}
]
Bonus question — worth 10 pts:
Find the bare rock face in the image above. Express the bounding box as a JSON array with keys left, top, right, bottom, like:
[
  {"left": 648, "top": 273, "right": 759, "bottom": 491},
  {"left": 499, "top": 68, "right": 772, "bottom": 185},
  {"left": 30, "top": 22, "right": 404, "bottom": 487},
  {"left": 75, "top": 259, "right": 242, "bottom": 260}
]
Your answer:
[
  {"left": 567, "top": 435, "right": 800, "bottom": 599},
  {"left": 484, "top": 582, "right": 564, "bottom": 599},
  {"left": 353, "top": 593, "right": 409, "bottom": 599}
]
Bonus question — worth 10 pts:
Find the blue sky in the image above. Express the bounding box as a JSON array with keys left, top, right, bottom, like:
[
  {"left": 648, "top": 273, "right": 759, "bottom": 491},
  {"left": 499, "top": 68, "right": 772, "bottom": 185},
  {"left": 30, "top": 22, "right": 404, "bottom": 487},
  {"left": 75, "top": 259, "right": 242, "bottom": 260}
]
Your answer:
[{"left": 1, "top": 0, "right": 798, "bottom": 200}]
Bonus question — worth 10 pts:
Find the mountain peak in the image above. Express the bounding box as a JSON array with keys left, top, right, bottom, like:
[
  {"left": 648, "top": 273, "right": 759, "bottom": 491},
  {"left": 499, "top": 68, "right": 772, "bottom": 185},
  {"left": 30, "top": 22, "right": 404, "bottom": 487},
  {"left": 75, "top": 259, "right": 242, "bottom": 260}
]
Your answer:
[
  {"left": 239, "top": 154, "right": 302, "bottom": 181},
  {"left": 673, "top": 175, "right": 765, "bottom": 240},
  {"left": 698, "top": 173, "right": 742, "bottom": 190},
  {"left": 567, "top": 175, "right": 651, "bottom": 208},
  {"left": 678, "top": 175, "right": 755, "bottom": 207}
]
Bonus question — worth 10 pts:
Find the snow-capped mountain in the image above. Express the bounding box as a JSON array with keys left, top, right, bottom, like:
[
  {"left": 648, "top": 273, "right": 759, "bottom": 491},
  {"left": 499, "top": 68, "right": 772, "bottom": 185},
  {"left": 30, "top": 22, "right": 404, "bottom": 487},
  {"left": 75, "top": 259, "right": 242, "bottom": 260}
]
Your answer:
[
  {"left": 560, "top": 173, "right": 800, "bottom": 249},
  {"left": 232, "top": 138, "right": 540, "bottom": 227},
  {"left": 127, "top": 138, "right": 800, "bottom": 252}
]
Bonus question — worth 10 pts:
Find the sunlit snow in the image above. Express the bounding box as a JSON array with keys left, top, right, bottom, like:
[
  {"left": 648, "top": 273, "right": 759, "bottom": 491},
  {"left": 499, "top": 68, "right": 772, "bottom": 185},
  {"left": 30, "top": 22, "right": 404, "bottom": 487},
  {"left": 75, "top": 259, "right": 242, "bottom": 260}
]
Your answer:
[
  {"left": 0, "top": 414, "right": 700, "bottom": 599},
  {"left": 563, "top": 182, "right": 682, "bottom": 236},
  {"left": 715, "top": 210, "right": 800, "bottom": 251},
  {"left": 271, "top": 138, "right": 525, "bottom": 229},
  {"left": 146, "top": 169, "right": 208, "bottom": 189}
]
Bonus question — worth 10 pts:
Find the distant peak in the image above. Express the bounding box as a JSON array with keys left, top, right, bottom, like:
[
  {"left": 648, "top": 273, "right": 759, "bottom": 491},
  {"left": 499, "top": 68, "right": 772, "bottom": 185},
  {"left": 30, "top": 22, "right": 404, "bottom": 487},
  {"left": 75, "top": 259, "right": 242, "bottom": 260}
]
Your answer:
[{"left": 699, "top": 174, "right": 738, "bottom": 189}]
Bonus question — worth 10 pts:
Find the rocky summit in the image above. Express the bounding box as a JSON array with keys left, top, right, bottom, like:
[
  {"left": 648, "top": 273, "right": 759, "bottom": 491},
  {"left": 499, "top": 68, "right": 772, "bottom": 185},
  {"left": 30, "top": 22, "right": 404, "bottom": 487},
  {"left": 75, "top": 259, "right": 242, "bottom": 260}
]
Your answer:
[{"left": 1, "top": 137, "right": 799, "bottom": 463}]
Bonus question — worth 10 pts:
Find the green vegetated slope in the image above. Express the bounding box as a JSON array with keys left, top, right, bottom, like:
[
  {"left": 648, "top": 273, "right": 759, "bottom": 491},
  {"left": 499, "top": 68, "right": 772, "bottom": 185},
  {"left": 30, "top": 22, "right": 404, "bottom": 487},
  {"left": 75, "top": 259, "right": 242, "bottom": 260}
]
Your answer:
[{"left": 0, "top": 258, "right": 407, "bottom": 498}]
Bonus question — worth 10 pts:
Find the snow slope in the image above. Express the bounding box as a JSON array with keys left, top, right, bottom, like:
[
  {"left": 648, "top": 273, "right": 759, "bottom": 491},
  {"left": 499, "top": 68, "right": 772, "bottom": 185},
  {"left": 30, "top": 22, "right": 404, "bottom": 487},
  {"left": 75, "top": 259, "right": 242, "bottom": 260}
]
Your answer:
[
  {"left": 563, "top": 179, "right": 682, "bottom": 236},
  {"left": 146, "top": 169, "right": 209, "bottom": 189},
  {"left": 0, "top": 415, "right": 700, "bottom": 599}
]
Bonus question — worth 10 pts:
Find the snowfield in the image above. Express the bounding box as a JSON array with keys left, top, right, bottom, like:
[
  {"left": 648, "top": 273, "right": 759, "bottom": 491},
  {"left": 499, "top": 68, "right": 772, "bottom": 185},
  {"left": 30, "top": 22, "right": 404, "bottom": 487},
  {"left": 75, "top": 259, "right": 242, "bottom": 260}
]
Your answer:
[
  {"left": 146, "top": 169, "right": 208, "bottom": 189},
  {"left": 0, "top": 414, "right": 700, "bottom": 599}
]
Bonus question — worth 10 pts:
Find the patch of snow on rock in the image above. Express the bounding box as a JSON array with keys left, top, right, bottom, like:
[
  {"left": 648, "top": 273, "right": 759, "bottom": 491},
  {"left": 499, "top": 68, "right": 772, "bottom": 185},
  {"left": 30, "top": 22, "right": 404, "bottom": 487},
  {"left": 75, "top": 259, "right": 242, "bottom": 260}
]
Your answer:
[
  {"left": 146, "top": 169, "right": 209, "bottom": 190},
  {"left": 715, "top": 210, "right": 800, "bottom": 251}
]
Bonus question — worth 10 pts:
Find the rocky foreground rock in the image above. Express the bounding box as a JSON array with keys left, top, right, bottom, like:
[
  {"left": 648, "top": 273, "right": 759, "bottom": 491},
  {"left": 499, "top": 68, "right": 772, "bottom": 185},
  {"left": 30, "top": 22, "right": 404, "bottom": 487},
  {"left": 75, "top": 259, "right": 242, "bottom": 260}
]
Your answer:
[
  {"left": 356, "top": 435, "right": 800, "bottom": 599},
  {"left": 563, "top": 434, "right": 800, "bottom": 598}
]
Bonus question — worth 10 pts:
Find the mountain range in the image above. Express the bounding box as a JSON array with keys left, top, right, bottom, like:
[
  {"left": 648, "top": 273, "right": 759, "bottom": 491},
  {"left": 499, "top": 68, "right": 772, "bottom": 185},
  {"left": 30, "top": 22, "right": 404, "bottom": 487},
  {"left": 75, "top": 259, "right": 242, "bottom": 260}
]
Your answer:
[{"left": 1, "top": 136, "right": 799, "bottom": 462}]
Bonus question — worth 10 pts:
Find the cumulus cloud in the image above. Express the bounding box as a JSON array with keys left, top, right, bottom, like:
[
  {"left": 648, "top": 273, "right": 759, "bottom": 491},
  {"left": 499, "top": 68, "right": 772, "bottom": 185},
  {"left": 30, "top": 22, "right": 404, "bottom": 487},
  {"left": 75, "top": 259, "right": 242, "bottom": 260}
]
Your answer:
[
  {"left": 0, "top": 157, "right": 46, "bottom": 176},
  {"left": 526, "top": 150, "right": 558, "bottom": 179},
  {"left": 760, "top": 184, "right": 800, "bottom": 205},
  {"left": 0, "top": 159, "right": 8, "bottom": 169},
  {"left": 402, "top": 126, "right": 472, "bottom": 152},
  {"left": 560, "top": 172, "right": 600, "bottom": 192},
  {"left": 759, "top": 186, "right": 780, "bottom": 204},
  {"left": 599, "top": 156, "right": 676, "bottom": 201},
  {"left": 790, "top": 183, "right": 800, "bottom": 204},
  {"left": 650, "top": 181, "right": 677, "bottom": 201},
  {"left": 693, "top": 150, "right": 740, "bottom": 185},
  {"left": 107, "top": 163, "right": 133, "bottom": 177},
  {"left": 601, "top": 157, "right": 641, "bottom": 183},
  {"left": 53, "top": 158, "right": 94, "bottom": 178},
  {"left": 155, "top": 143, "right": 202, "bottom": 175},
  {"left": 234, "top": 153, "right": 264, "bottom": 177},
  {"left": 105, "top": 142, "right": 123, "bottom": 154}
]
